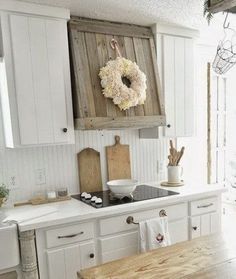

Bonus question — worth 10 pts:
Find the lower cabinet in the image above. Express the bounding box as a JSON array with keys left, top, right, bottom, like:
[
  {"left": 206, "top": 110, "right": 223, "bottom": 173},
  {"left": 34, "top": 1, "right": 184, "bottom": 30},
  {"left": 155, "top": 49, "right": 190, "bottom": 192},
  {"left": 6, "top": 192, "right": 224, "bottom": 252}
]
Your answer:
[
  {"left": 190, "top": 212, "right": 220, "bottom": 239},
  {"left": 36, "top": 196, "right": 221, "bottom": 279},
  {"left": 47, "top": 241, "right": 95, "bottom": 279}
]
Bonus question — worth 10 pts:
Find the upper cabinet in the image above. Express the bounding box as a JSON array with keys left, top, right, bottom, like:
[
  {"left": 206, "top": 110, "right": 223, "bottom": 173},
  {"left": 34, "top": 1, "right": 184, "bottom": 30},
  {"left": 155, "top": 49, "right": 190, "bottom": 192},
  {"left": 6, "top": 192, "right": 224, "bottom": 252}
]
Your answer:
[
  {"left": 0, "top": 0, "right": 74, "bottom": 147},
  {"left": 140, "top": 24, "right": 199, "bottom": 139},
  {"left": 68, "top": 18, "right": 165, "bottom": 130}
]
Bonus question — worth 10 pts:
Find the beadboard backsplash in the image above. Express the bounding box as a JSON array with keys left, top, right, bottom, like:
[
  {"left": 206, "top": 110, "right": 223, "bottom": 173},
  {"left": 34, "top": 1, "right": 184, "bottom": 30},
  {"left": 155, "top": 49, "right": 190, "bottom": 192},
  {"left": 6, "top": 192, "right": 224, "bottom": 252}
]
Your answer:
[{"left": 0, "top": 115, "right": 168, "bottom": 202}]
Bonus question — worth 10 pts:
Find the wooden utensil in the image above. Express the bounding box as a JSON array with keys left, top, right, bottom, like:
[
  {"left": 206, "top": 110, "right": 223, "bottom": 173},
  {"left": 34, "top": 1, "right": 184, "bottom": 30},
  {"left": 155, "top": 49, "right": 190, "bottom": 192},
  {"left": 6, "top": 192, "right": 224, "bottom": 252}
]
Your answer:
[
  {"left": 77, "top": 148, "right": 103, "bottom": 193},
  {"left": 106, "top": 135, "right": 131, "bottom": 181}
]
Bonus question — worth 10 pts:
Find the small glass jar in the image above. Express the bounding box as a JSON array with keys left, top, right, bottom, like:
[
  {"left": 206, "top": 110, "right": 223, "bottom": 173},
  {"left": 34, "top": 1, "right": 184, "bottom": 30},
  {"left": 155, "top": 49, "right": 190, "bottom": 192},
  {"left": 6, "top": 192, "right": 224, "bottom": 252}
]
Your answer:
[
  {"left": 47, "top": 190, "right": 56, "bottom": 200},
  {"left": 57, "top": 188, "right": 68, "bottom": 197}
]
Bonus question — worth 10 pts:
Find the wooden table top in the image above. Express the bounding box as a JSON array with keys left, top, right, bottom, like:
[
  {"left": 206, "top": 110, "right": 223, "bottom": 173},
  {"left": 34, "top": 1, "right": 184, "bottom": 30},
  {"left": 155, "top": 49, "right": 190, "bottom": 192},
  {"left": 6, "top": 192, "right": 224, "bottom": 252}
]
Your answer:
[{"left": 78, "top": 232, "right": 236, "bottom": 279}]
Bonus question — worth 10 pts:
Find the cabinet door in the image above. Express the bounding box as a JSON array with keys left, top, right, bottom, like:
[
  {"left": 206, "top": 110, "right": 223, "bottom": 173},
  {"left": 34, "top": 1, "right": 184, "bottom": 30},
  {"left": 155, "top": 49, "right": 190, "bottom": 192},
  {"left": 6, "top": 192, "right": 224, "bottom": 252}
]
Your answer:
[
  {"left": 139, "top": 35, "right": 194, "bottom": 139},
  {"left": 3, "top": 13, "right": 73, "bottom": 146},
  {"left": 169, "top": 218, "right": 188, "bottom": 244},
  {"left": 190, "top": 213, "right": 220, "bottom": 239},
  {"left": 47, "top": 241, "right": 96, "bottom": 279},
  {"left": 79, "top": 241, "right": 96, "bottom": 269},
  {"left": 163, "top": 35, "right": 194, "bottom": 137},
  {"left": 47, "top": 245, "right": 80, "bottom": 279}
]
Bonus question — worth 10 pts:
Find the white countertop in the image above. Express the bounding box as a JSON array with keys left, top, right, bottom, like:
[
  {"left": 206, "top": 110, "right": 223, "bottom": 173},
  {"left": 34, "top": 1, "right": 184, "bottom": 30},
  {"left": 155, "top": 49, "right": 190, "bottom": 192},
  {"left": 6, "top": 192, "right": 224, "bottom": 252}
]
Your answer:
[{"left": 0, "top": 183, "right": 227, "bottom": 232}]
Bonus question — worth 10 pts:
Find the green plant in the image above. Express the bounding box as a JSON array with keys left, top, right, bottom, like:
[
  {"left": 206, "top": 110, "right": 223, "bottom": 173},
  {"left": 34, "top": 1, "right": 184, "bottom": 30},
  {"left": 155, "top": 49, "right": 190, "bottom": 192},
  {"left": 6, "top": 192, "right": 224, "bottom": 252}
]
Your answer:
[
  {"left": 204, "top": 0, "right": 213, "bottom": 24},
  {"left": 0, "top": 184, "right": 9, "bottom": 199}
]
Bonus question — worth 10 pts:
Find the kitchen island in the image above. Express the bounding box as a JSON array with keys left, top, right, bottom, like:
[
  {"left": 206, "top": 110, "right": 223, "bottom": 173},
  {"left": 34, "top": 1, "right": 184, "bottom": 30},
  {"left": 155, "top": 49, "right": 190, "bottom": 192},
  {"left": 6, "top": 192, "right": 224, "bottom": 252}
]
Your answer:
[
  {"left": 1, "top": 183, "right": 227, "bottom": 279},
  {"left": 79, "top": 231, "right": 236, "bottom": 279}
]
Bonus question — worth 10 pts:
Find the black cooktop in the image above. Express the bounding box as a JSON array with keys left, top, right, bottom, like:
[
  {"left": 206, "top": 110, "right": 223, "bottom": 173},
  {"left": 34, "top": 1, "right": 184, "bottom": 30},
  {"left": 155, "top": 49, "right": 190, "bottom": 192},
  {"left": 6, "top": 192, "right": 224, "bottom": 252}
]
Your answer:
[{"left": 71, "top": 185, "right": 179, "bottom": 209}]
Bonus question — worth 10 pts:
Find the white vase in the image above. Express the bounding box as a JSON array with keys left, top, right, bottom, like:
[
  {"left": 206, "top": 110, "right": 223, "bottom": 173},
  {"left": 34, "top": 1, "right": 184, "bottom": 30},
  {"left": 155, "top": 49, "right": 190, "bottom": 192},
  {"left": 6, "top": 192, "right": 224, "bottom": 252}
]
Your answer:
[{"left": 167, "top": 166, "right": 183, "bottom": 183}]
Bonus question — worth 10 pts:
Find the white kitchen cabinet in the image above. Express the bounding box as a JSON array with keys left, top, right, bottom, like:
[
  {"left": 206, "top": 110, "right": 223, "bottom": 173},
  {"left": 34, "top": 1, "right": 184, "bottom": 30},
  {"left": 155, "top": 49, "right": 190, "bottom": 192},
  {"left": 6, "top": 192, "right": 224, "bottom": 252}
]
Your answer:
[
  {"left": 190, "top": 212, "right": 220, "bottom": 239},
  {"left": 0, "top": 1, "right": 74, "bottom": 147},
  {"left": 189, "top": 197, "right": 221, "bottom": 239},
  {"left": 140, "top": 25, "right": 198, "bottom": 139},
  {"left": 47, "top": 241, "right": 95, "bottom": 279}
]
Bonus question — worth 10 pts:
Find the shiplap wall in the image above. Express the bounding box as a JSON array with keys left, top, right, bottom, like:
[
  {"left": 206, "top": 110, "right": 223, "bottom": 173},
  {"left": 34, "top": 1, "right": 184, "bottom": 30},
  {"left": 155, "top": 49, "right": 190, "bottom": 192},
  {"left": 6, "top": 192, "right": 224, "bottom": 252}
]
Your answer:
[{"left": 0, "top": 110, "right": 168, "bottom": 202}]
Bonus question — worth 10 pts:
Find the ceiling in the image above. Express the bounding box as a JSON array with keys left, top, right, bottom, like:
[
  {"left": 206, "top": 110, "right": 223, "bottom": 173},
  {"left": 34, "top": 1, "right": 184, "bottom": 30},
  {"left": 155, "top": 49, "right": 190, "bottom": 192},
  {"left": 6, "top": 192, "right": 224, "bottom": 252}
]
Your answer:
[{"left": 16, "top": 0, "right": 207, "bottom": 28}]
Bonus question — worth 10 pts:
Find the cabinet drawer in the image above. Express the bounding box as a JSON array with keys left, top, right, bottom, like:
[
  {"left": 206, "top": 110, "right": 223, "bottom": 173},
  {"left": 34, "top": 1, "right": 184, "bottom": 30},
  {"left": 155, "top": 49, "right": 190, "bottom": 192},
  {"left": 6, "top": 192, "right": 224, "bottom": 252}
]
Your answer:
[
  {"left": 100, "top": 231, "right": 139, "bottom": 253},
  {"left": 46, "top": 222, "right": 94, "bottom": 248},
  {"left": 99, "top": 203, "right": 187, "bottom": 236},
  {"left": 190, "top": 197, "right": 218, "bottom": 216},
  {"left": 99, "top": 232, "right": 139, "bottom": 263}
]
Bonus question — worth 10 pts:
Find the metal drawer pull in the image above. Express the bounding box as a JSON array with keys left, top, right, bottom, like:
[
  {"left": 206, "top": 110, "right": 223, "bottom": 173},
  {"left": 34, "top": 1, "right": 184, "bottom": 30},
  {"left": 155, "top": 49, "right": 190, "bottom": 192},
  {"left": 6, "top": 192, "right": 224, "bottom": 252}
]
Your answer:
[
  {"left": 197, "top": 203, "right": 214, "bottom": 208},
  {"left": 126, "top": 210, "right": 167, "bottom": 225},
  {"left": 192, "top": 226, "right": 198, "bottom": 231},
  {"left": 57, "top": 232, "right": 84, "bottom": 239}
]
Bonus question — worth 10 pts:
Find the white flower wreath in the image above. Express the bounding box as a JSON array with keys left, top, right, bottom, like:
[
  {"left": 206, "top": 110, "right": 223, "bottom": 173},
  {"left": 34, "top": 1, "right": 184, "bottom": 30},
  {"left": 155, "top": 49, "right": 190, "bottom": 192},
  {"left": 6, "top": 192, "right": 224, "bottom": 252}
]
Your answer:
[{"left": 99, "top": 56, "right": 147, "bottom": 111}]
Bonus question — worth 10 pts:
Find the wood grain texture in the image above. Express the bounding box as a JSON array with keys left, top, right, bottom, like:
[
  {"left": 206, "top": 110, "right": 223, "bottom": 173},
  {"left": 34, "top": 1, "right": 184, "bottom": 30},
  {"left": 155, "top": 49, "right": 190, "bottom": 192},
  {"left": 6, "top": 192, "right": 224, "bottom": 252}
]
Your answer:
[
  {"left": 0, "top": 272, "right": 17, "bottom": 279},
  {"left": 75, "top": 116, "right": 166, "bottom": 130},
  {"left": 78, "top": 148, "right": 103, "bottom": 193},
  {"left": 68, "top": 17, "right": 165, "bottom": 130},
  {"left": 208, "top": 0, "right": 236, "bottom": 13},
  {"left": 79, "top": 232, "right": 236, "bottom": 279},
  {"left": 69, "top": 17, "right": 153, "bottom": 38},
  {"left": 106, "top": 135, "right": 131, "bottom": 181}
]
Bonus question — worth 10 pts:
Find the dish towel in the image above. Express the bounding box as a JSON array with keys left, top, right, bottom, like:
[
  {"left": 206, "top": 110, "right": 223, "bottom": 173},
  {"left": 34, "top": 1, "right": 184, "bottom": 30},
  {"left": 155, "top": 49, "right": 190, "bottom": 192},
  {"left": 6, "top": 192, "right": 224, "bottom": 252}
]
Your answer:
[{"left": 139, "top": 216, "right": 171, "bottom": 252}]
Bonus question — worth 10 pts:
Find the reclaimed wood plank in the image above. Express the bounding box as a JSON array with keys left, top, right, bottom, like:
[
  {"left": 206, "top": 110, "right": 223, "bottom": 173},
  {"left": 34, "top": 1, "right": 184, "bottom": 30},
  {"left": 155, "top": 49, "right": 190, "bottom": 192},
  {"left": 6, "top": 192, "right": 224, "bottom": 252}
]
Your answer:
[
  {"left": 69, "top": 17, "right": 153, "bottom": 38},
  {"left": 149, "top": 37, "right": 165, "bottom": 116},
  {"left": 208, "top": 0, "right": 236, "bottom": 13},
  {"left": 123, "top": 36, "right": 136, "bottom": 117},
  {"left": 84, "top": 32, "right": 107, "bottom": 117},
  {"left": 142, "top": 38, "right": 160, "bottom": 115},
  {"left": 79, "top": 232, "right": 236, "bottom": 279},
  {"left": 96, "top": 33, "right": 113, "bottom": 117},
  {"left": 133, "top": 37, "right": 153, "bottom": 116},
  {"left": 69, "top": 30, "right": 95, "bottom": 118},
  {"left": 105, "top": 34, "right": 125, "bottom": 117},
  {"left": 75, "top": 115, "right": 166, "bottom": 129}
]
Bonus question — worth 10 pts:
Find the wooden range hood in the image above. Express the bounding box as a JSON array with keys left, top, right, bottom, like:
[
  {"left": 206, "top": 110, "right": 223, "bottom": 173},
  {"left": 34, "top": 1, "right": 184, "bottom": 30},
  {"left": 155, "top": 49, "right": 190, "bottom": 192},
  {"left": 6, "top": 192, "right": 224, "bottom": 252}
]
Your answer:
[
  {"left": 208, "top": 0, "right": 236, "bottom": 13},
  {"left": 68, "top": 17, "right": 165, "bottom": 130}
]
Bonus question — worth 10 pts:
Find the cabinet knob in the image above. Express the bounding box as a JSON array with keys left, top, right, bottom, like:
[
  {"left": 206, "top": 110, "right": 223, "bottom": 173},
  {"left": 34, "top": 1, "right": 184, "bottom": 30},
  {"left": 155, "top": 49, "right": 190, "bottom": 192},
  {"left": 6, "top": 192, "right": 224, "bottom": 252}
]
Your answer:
[
  {"left": 62, "top": 128, "right": 68, "bottom": 133},
  {"left": 89, "top": 253, "right": 95, "bottom": 258},
  {"left": 192, "top": 226, "right": 198, "bottom": 231},
  {"left": 167, "top": 124, "right": 171, "bottom": 128}
]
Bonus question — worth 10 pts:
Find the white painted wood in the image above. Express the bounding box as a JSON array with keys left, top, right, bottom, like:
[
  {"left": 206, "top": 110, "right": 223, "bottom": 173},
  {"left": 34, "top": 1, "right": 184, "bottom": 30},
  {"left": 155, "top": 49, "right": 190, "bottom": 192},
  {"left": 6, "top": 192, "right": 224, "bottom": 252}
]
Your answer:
[
  {"left": 47, "top": 248, "right": 66, "bottom": 279},
  {"left": 79, "top": 241, "right": 96, "bottom": 269},
  {"left": 101, "top": 246, "right": 138, "bottom": 263},
  {"left": 210, "top": 212, "right": 221, "bottom": 233},
  {"left": 0, "top": 0, "right": 70, "bottom": 19},
  {"left": 35, "top": 194, "right": 223, "bottom": 279},
  {"left": 99, "top": 203, "right": 187, "bottom": 236},
  {"left": 99, "top": 231, "right": 139, "bottom": 253},
  {"left": 190, "top": 197, "right": 218, "bottom": 216},
  {"left": 175, "top": 37, "right": 185, "bottom": 136},
  {"left": 46, "top": 222, "right": 94, "bottom": 248},
  {"left": 153, "top": 23, "right": 199, "bottom": 38},
  {"left": 190, "top": 216, "right": 201, "bottom": 239},
  {"left": 163, "top": 35, "right": 175, "bottom": 136},
  {"left": 140, "top": 32, "right": 195, "bottom": 138},
  {"left": 184, "top": 38, "right": 195, "bottom": 136},
  {"left": 45, "top": 19, "right": 68, "bottom": 144},
  {"left": 201, "top": 214, "right": 211, "bottom": 236},
  {"left": 169, "top": 218, "right": 188, "bottom": 244},
  {"left": 28, "top": 16, "right": 53, "bottom": 144},
  {"left": 9, "top": 14, "right": 38, "bottom": 145},
  {"left": 0, "top": 11, "right": 74, "bottom": 147},
  {"left": 64, "top": 245, "right": 80, "bottom": 279}
]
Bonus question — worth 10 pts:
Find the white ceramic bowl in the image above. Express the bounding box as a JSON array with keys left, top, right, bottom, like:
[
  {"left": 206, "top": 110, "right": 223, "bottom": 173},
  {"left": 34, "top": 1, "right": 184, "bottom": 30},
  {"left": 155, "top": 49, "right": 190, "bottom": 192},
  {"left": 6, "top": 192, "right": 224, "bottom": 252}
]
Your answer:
[{"left": 107, "top": 179, "right": 138, "bottom": 196}]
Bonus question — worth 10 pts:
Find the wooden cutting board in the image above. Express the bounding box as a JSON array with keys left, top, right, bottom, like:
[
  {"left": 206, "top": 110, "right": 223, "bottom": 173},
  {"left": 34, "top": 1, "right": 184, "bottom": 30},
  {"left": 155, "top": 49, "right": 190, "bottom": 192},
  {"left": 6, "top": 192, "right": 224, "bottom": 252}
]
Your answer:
[
  {"left": 77, "top": 148, "right": 103, "bottom": 193},
  {"left": 106, "top": 135, "right": 131, "bottom": 181}
]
